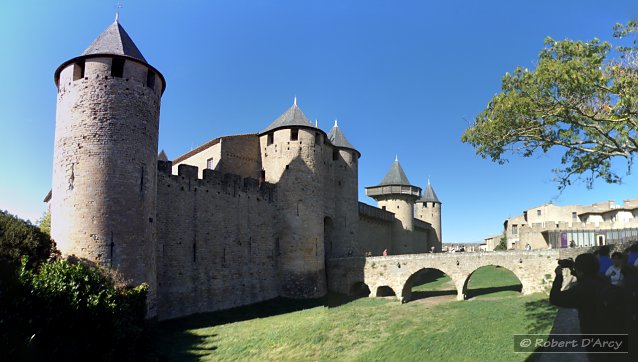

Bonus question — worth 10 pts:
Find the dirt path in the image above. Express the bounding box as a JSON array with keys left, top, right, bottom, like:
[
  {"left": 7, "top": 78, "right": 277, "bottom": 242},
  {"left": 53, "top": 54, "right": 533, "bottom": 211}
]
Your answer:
[{"left": 532, "top": 308, "right": 588, "bottom": 362}]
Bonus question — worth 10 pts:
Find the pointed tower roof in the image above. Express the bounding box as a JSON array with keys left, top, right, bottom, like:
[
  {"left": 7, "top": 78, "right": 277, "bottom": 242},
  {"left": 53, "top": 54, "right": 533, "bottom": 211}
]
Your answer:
[
  {"left": 327, "top": 120, "right": 356, "bottom": 150},
  {"left": 378, "top": 159, "right": 412, "bottom": 186},
  {"left": 158, "top": 149, "right": 168, "bottom": 161},
  {"left": 365, "top": 157, "right": 421, "bottom": 200},
  {"left": 260, "top": 98, "right": 317, "bottom": 134},
  {"left": 82, "top": 20, "right": 147, "bottom": 63},
  {"left": 419, "top": 181, "right": 441, "bottom": 203},
  {"left": 54, "top": 20, "right": 166, "bottom": 93}
]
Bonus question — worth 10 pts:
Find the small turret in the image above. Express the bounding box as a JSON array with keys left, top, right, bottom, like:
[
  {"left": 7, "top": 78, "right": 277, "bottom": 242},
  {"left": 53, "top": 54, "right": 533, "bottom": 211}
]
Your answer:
[
  {"left": 365, "top": 158, "right": 421, "bottom": 231},
  {"left": 326, "top": 120, "right": 360, "bottom": 257},
  {"left": 415, "top": 180, "right": 442, "bottom": 250}
]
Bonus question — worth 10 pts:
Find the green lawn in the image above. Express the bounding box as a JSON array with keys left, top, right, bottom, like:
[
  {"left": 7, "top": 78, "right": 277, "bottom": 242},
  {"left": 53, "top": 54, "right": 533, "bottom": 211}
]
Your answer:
[{"left": 153, "top": 267, "right": 556, "bottom": 361}]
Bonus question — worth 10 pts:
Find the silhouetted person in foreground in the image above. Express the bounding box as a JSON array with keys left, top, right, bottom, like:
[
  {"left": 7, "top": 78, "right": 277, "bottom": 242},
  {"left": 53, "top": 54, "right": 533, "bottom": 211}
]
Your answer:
[
  {"left": 597, "top": 245, "right": 612, "bottom": 276},
  {"left": 627, "top": 242, "right": 638, "bottom": 267},
  {"left": 550, "top": 253, "right": 629, "bottom": 361}
]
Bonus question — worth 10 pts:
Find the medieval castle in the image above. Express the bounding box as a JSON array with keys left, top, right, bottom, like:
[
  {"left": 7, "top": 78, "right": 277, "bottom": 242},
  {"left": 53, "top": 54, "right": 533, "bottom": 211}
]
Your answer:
[{"left": 48, "top": 19, "right": 442, "bottom": 320}]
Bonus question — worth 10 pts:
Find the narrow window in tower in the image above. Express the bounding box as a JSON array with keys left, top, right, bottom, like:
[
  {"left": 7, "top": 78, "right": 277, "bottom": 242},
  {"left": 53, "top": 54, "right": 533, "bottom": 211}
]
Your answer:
[
  {"left": 207, "top": 158, "right": 214, "bottom": 170},
  {"left": 146, "top": 69, "right": 155, "bottom": 89},
  {"left": 73, "top": 60, "right": 85, "bottom": 81},
  {"left": 382, "top": 206, "right": 386, "bottom": 210},
  {"left": 193, "top": 242, "right": 197, "bottom": 262},
  {"left": 111, "top": 58, "right": 125, "bottom": 77},
  {"left": 332, "top": 149, "right": 339, "bottom": 161},
  {"left": 291, "top": 128, "right": 299, "bottom": 141},
  {"left": 267, "top": 132, "right": 274, "bottom": 145},
  {"left": 139, "top": 166, "right": 144, "bottom": 193},
  {"left": 315, "top": 132, "right": 321, "bottom": 145}
]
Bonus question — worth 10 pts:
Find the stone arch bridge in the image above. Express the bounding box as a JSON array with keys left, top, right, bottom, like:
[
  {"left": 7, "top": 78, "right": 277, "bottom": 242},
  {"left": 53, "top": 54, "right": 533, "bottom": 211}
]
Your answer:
[{"left": 327, "top": 250, "right": 573, "bottom": 303}]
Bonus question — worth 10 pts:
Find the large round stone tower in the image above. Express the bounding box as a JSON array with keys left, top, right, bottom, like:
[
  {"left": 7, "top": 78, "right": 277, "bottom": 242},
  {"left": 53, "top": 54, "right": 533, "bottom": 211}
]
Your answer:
[
  {"left": 415, "top": 180, "right": 442, "bottom": 250},
  {"left": 326, "top": 120, "right": 360, "bottom": 257},
  {"left": 259, "top": 99, "right": 328, "bottom": 298},
  {"left": 51, "top": 18, "right": 165, "bottom": 315}
]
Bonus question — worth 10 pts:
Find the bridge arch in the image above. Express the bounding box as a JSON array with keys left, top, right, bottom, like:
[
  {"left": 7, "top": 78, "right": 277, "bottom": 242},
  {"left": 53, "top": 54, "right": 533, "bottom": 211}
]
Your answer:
[
  {"left": 375, "top": 285, "right": 397, "bottom": 297},
  {"left": 461, "top": 264, "right": 523, "bottom": 300},
  {"left": 349, "top": 281, "right": 371, "bottom": 298},
  {"left": 400, "top": 267, "right": 459, "bottom": 303}
]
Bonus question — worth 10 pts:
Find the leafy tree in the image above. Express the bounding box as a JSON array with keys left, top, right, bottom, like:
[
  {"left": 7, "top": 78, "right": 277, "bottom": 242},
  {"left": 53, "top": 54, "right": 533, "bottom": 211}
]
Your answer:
[
  {"left": 37, "top": 210, "right": 50, "bottom": 236},
  {"left": 462, "top": 22, "right": 638, "bottom": 189},
  {"left": 494, "top": 234, "right": 508, "bottom": 251},
  {"left": 0, "top": 210, "right": 55, "bottom": 268}
]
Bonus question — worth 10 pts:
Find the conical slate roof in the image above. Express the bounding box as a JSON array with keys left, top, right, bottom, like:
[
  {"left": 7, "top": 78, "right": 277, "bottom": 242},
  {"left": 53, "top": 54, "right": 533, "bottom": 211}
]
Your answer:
[
  {"left": 82, "top": 20, "right": 147, "bottom": 63},
  {"left": 419, "top": 181, "right": 441, "bottom": 203},
  {"left": 378, "top": 159, "right": 412, "bottom": 186},
  {"left": 327, "top": 121, "right": 355, "bottom": 150},
  {"left": 260, "top": 99, "right": 316, "bottom": 134},
  {"left": 158, "top": 150, "right": 168, "bottom": 161}
]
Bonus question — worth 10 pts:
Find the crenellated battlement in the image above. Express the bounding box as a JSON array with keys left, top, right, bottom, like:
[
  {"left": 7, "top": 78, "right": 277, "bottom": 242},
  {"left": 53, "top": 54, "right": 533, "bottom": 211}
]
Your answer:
[{"left": 157, "top": 160, "right": 275, "bottom": 203}]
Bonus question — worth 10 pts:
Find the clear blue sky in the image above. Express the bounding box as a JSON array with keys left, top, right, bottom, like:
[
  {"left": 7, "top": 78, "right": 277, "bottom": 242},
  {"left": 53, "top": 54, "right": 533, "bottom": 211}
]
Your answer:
[{"left": 1, "top": 0, "right": 637, "bottom": 242}]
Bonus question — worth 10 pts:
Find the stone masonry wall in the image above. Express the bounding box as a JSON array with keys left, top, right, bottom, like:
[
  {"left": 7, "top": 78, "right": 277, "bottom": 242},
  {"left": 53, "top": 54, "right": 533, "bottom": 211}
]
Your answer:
[
  {"left": 52, "top": 56, "right": 162, "bottom": 316},
  {"left": 155, "top": 162, "right": 279, "bottom": 320}
]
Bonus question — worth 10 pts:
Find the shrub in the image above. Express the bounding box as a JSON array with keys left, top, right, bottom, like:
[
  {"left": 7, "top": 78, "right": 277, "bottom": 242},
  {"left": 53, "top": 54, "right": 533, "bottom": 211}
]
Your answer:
[{"left": 1, "top": 257, "right": 148, "bottom": 360}]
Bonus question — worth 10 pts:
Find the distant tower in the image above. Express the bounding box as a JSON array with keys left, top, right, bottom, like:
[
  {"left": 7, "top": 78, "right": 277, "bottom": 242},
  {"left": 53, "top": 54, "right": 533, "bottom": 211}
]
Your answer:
[
  {"left": 327, "top": 120, "right": 360, "bottom": 257},
  {"left": 259, "top": 99, "right": 327, "bottom": 298},
  {"left": 415, "top": 180, "right": 442, "bottom": 250},
  {"left": 51, "top": 19, "right": 165, "bottom": 316},
  {"left": 365, "top": 158, "right": 421, "bottom": 253}
]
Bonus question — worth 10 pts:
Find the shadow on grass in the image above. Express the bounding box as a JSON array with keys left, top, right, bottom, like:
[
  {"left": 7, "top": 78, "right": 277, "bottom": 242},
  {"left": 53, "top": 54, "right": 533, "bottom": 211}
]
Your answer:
[
  {"left": 465, "top": 283, "right": 522, "bottom": 299},
  {"left": 523, "top": 298, "right": 559, "bottom": 361},
  {"left": 411, "top": 289, "right": 457, "bottom": 300},
  {"left": 150, "top": 293, "right": 360, "bottom": 361}
]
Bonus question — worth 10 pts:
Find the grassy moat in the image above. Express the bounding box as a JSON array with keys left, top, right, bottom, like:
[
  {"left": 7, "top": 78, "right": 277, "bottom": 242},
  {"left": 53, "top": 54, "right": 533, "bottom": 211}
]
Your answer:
[{"left": 153, "top": 266, "right": 556, "bottom": 361}]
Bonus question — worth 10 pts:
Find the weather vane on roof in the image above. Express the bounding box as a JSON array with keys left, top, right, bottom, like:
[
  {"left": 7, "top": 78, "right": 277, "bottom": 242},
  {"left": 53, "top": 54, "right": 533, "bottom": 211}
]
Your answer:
[{"left": 115, "top": 0, "right": 123, "bottom": 22}]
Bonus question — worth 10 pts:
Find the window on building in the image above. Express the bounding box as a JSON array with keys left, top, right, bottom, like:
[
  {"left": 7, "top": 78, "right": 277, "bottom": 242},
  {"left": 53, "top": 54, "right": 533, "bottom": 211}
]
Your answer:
[
  {"left": 267, "top": 132, "right": 274, "bottom": 145},
  {"left": 332, "top": 149, "right": 339, "bottom": 161},
  {"left": 73, "top": 60, "right": 85, "bottom": 81},
  {"left": 111, "top": 58, "right": 125, "bottom": 77},
  {"left": 382, "top": 206, "right": 386, "bottom": 210},
  {"left": 512, "top": 225, "right": 518, "bottom": 235},
  {"left": 206, "top": 158, "right": 214, "bottom": 170},
  {"left": 572, "top": 212, "right": 577, "bottom": 221},
  {"left": 537, "top": 209, "right": 542, "bottom": 216},
  {"left": 146, "top": 69, "right": 155, "bottom": 89},
  {"left": 291, "top": 128, "right": 299, "bottom": 141},
  {"left": 315, "top": 132, "right": 321, "bottom": 145}
]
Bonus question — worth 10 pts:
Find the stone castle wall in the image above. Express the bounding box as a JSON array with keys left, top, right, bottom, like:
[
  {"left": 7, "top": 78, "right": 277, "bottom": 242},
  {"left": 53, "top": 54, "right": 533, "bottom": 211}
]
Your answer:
[
  {"left": 155, "top": 162, "right": 279, "bottom": 320},
  {"left": 358, "top": 203, "right": 394, "bottom": 255}
]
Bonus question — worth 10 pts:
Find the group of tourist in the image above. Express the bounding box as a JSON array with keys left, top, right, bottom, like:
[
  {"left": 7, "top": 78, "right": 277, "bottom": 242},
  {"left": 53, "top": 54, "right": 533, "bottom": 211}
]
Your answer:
[
  {"left": 549, "top": 243, "right": 638, "bottom": 360},
  {"left": 597, "top": 244, "right": 638, "bottom": 287}
]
